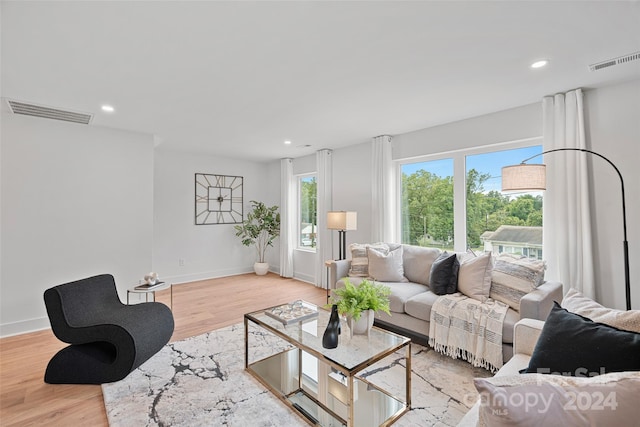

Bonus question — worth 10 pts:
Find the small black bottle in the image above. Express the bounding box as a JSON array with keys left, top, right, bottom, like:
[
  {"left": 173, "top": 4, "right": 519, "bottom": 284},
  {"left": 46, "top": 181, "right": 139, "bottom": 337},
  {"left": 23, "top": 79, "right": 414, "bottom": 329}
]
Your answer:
[{"left": 322, "top": 304, "right": 341, "bottom": 349}]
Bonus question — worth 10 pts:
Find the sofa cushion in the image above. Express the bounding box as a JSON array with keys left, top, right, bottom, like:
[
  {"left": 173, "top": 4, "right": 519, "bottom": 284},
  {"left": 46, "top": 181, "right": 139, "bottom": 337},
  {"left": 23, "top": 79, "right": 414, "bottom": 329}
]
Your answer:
[
  {"left": 404, "top": 290, "right": 440, "bottom": 321},
  {"left": 561, "top": 288, "right": 640, "bottom": 333},
  {"left": 490, "top": 253, "right": 545, "bottom": 311},
  {"left": 402, "top": 245, "right": 441, "bottom": 286},
  {"left": 457, "top": 252, "right": 493, "bottom": 302},
  {"left": 348, "top": 243, "right": 388, "bottom": 277},
  {"left": 429, "top": 251, "right": 460, "bottom": 295},
  {"left": 523, "top": 303, "right": 640, "bottom": 376},
  {"left": 382, "top": 282, "right": 429, "bottom": 313},
  {"left": 475, "top": 372, "right": 640, "bottom": 427},
  {"left": 367, "top": 245, "right": 407, "bottom": 282},
  {"left": 501, "top": 308, "right": 519, "bottom": 345}
]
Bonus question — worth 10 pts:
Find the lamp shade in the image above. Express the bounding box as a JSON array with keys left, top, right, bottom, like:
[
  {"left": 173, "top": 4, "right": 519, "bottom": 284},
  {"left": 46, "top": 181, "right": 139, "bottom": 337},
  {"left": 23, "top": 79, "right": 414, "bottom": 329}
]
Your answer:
[
  {"left": 327, "top": 211, "right": 357, "bottom": 231},
  {"left": 502, "top": 164, "right": 547, "bottom": 192}
]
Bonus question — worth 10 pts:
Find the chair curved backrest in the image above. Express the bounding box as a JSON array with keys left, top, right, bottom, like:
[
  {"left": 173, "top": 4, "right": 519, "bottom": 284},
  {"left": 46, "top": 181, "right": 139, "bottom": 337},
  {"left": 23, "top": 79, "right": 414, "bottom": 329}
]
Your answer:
[{"left": 43, "top": 274, "right": 174, "bottom": 384}]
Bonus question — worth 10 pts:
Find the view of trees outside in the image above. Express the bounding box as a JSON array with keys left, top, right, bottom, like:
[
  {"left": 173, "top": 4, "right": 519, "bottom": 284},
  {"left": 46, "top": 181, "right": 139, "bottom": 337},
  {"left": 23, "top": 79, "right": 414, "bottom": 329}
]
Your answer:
[
  {"left": 401, "top": 146, "right": 543, "bottom": 251},
  {"left": 299, "top": 175, "right": 317, "bottom": 248},
  {"left": 401, "top": 158, "right": 455, "bottom": 248}
]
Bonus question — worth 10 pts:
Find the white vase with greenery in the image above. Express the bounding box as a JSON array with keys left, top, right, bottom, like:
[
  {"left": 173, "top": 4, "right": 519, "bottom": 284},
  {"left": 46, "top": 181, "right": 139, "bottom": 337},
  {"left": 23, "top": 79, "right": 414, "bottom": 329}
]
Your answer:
[
  {"left": 234, "top": 200, "right": 280, "bottom": 275},
  {"left": 329, "top": 279, "right": 391, "bottom": 337}
]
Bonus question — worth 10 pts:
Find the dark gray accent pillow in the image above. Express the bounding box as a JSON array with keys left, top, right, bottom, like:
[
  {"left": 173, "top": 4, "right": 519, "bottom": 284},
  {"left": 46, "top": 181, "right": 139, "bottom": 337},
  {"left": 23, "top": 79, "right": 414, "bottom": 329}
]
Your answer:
[
  {"left": 428, "top": 251, "right": 460, "bottom": 295},
  {"left": 523, "top": 303, "right": 640, "bottom": 376}
]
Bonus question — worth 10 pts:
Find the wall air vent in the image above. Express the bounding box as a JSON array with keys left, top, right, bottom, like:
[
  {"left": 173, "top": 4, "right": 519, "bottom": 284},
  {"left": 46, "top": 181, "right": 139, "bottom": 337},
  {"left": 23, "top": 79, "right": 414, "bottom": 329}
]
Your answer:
[
  {"left": 6, "top": 99, "right": 93, "bottom": 124},
  {"left": 589, "top": 51, "right": 640, "bottom": 72}
]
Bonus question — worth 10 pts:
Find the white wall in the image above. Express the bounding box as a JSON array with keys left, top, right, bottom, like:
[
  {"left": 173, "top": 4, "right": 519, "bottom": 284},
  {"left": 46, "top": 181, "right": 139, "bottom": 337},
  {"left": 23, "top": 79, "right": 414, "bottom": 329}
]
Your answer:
[
  {"left": 584, "top": 79, "right": 640, "bottom": 310},
  {"left": 153, "top": 149, "right": 272, "bottom": 283},
  {"left": 1, "top": 113, "right": 154, "bottom": 336},
  {"left": 393, "top": 103, "right": 542, "bottom": 159},
  {"left": 332, "top": 141, "right": 373, "bottom": 246}
]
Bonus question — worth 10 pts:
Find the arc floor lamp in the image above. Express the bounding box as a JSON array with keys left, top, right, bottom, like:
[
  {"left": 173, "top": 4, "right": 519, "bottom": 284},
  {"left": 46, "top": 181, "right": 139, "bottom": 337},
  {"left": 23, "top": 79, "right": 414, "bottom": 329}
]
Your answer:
[{"left": 502, "top": 148, "right": 631, "bottom": 310}]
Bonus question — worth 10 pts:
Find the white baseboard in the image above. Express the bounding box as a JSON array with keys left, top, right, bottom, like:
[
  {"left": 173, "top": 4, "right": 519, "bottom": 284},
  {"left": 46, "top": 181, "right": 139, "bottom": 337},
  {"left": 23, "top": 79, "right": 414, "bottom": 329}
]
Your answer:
[
  {"left": 294, "top": 272, "right": 316, "bottom": 285},
  {"left": 0, "top": 317, "right": 51, "bottom": 338},
  {"left": 162, "top": 267, "right": 254, "bottom": 285}
]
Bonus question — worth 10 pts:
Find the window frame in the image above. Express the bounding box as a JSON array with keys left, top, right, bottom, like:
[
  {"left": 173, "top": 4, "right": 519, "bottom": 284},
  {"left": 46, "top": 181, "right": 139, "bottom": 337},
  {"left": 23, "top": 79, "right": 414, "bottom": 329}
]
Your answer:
[
  {"left": 396, "top": 137, "right": 542, "bottom": 252},
  {"left": 296, "top": 173, "right": 317, "bottom": 252}
]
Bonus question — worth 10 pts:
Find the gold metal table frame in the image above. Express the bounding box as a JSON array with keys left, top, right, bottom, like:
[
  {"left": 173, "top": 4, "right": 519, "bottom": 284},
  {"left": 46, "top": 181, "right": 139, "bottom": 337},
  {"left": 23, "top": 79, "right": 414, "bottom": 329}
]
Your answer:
[{"left": 244, "top": 304, "right": 411, "bottom": 427}]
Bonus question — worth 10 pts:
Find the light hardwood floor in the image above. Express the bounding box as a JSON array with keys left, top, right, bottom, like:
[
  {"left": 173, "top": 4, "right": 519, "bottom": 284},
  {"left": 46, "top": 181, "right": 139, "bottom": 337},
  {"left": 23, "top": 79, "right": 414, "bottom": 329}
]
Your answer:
[{"left": 0, "top": 273, "right": 327, "bottom": 426}]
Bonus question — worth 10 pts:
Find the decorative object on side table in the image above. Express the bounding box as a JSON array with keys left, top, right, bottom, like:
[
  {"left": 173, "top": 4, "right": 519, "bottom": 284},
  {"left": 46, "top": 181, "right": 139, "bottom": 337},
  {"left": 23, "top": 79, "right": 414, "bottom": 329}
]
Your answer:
[
  {"left": 234, "top": 200, "right": 280, "bottom": 275},
  {"left": 322, "top": 304, "right": 341, "bottom": 348},
  {"left": 135, "top": 272, "right": 165, "bottom": 291},
  {"left": 328, "top": 278, "right": 391, "bottom": 337},
  {"left": 264, "top": 300, "right": 318, "bottom": 325}
]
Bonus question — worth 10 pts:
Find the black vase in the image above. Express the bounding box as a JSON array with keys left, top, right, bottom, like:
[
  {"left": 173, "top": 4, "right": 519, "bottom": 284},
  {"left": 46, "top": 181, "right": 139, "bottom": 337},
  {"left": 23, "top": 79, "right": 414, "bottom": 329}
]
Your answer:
[{"left": 322, "top": 305, "right": 341, "bottom": 349}]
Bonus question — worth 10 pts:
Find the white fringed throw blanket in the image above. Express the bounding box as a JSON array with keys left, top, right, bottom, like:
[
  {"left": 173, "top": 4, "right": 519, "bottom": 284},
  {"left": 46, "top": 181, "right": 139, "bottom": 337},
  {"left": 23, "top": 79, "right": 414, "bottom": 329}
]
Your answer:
[{"left": 428, "top": 293, "right": 509, "bottom": 373}]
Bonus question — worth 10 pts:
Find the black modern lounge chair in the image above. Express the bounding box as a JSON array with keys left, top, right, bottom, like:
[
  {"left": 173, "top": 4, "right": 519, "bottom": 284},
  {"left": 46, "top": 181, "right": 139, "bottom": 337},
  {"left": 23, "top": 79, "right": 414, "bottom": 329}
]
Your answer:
[{"left": 43, "top": 274, "right": 174, "bottom": 384}]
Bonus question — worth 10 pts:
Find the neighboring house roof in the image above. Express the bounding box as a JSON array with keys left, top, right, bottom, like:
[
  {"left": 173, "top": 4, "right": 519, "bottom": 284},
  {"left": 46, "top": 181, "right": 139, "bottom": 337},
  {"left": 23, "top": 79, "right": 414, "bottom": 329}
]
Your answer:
[
  {"left": 480, "top": 231, "right": 494, "bottom": 240},
  {"left": 481, "top": 225, "right": 542, "bottom": 246}
]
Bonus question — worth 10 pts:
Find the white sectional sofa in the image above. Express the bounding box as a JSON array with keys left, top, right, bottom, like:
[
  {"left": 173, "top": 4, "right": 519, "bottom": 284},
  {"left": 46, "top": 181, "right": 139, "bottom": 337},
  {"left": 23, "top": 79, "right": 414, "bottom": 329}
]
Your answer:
[{"left": 328, "top": 243, "right": 563, "bottom": 361}]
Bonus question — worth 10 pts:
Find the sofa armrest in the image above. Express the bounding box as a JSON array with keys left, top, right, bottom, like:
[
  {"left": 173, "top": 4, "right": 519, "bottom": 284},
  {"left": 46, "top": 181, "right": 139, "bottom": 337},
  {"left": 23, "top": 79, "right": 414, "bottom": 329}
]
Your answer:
[
  {"left": 519, "top": 280, "right": 563, "bottom": 321},
  {"left": 328, "top": 259, "right": 351, "bottom": 290},
  {"left": 513, "top": 318, "right": 545, "bottom": 356}
]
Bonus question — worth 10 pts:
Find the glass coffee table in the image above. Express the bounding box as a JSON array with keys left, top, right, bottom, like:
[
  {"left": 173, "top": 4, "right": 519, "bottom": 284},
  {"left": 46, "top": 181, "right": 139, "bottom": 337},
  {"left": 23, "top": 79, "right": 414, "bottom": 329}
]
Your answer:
[{"left": 244, "top": 302, "right": 411, "bottom": 427}]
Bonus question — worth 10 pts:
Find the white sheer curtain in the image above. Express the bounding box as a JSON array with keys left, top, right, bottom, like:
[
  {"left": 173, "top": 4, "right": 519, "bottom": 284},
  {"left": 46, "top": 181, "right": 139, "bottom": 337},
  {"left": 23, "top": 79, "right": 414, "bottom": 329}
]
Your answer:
[
  {"left": 279, "top": 158, "right": 295, "bottom": 278},
  {"left": 542, "top": 89, "right": 596, "bottom": 298},
  {"left": 316, "top": 149, "right": 333, "bottom": 287},
  {"left": 371, "top": 135, "right": 395, "bottom": 243}
]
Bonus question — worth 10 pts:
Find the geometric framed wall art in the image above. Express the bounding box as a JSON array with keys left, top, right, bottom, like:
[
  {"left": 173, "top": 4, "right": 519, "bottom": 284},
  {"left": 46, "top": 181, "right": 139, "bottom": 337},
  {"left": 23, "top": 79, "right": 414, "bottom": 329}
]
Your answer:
[{"left": 194, "top": 173, "right": 243, "bottom": 225}]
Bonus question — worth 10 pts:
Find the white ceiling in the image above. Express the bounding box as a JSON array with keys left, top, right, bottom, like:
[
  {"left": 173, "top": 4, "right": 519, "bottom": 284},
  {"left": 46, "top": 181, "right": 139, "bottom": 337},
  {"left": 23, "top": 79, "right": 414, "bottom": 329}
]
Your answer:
[{"left": 2, "top": 1, "right": 639, "bottom": 162}]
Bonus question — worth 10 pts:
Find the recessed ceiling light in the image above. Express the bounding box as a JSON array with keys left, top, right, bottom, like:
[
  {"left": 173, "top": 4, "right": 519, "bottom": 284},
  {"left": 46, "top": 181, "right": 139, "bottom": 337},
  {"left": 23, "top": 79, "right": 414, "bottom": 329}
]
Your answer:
[
  {"left": 284, "top": 140, "right": 292, "bottom": 145},
  {"left": 530, "top": 60, "right": 549, "bottom": 69},
  {"left": 101, "top": 105, "right": 115, "bottom": 113}
]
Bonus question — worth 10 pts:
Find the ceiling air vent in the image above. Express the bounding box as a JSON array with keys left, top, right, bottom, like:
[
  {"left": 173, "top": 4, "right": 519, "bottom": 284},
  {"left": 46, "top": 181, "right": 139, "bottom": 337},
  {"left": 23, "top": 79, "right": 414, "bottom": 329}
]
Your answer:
[
  {"left": 589, "top": 51, "right": 640, "bottom": 72},
  {"left": 7, "top": 99, "right": 93, "bottom": 124}
]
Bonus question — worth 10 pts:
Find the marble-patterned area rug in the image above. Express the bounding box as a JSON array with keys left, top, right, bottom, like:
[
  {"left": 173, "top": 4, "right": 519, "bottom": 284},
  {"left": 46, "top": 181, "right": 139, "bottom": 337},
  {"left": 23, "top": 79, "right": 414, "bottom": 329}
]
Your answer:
[{"left": 102, "top": 323, "right": 490, "bottom": 426}]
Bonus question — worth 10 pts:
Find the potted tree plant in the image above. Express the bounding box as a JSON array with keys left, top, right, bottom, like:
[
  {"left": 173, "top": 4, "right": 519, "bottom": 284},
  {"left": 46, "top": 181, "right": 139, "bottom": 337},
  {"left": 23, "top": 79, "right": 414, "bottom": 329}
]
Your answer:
[
  {"left": 234, "top": 201, "right": 281, "bottom": 275},
  {"left": 328, "top": 279, "right": 391, "bottom": 336}
]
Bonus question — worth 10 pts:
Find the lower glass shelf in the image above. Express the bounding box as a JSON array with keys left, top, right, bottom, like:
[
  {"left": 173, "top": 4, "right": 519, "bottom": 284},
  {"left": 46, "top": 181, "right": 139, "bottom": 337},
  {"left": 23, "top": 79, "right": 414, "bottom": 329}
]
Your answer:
[{"left": 247, "top": 348, "right": 407, "bottom": 426}]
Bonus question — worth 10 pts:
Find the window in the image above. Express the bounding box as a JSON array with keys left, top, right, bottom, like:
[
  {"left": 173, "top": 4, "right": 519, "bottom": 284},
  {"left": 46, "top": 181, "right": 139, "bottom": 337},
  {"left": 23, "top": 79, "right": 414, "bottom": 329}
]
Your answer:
[
  {"left": 466, "top": 146, "right": 543, "bottom": 258},
  {"left": 401, "top": 158, "right": 454, "bottom": 249},
  {"left": 298, "top": 175, "right": 317, "bottom": 250},
  {"left": 400, "top": 143, "right": 543, "bottom": 255}
]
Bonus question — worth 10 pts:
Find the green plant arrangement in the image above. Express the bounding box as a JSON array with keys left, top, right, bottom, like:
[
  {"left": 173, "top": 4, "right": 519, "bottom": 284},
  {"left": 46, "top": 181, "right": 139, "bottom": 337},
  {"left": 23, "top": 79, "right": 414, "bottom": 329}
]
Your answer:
[
  {"left": 328, "top": 278, "right": 391, "bottom": 321},
  {"left": 234, "top": 201, "right": 281, "bottom": 263}
]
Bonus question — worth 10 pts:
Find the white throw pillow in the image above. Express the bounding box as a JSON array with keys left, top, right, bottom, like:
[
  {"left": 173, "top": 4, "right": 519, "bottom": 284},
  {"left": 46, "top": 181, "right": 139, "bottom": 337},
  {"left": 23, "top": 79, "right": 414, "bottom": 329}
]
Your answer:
[
  {"left": 348, "top": 243, "right": 389, "bottom": 277},
  {"left": 475, "top": 372, "right": 640, "bottom": 427},
  {"left": 457, "top": 252, "right": 492, "bottom": 302},
  {"left": 562, "top": 288, "right": 640, "bottom": 333},
  {"left": 367, "top": 245, "right": 407, "bottom": 282}
]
